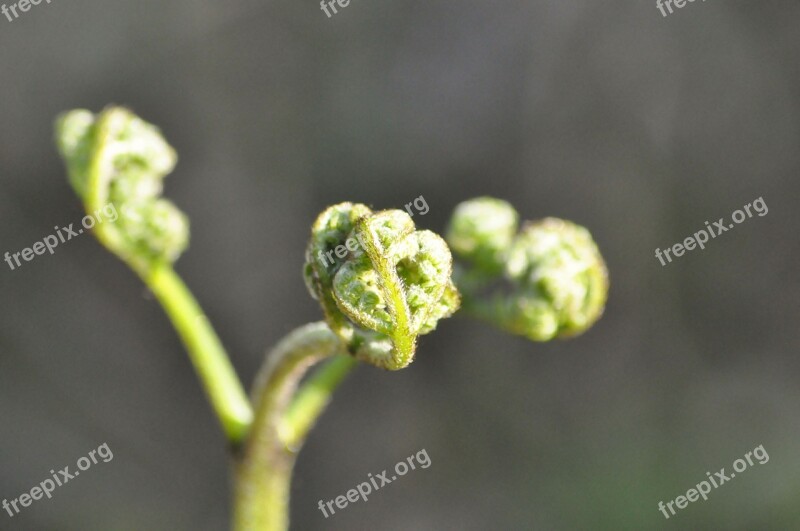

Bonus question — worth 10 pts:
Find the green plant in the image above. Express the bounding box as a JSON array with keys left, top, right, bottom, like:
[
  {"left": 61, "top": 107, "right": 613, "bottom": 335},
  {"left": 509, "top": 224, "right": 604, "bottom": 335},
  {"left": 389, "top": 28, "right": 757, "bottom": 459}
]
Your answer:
[{"left": 55, "top": 107, "right": 609, "bottom": 531}]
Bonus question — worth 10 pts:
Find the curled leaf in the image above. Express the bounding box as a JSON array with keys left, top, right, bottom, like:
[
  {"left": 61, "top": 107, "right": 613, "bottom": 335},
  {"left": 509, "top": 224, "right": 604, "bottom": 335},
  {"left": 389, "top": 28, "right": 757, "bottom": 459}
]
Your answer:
[
  {"left": 447, "top": 197, "right": 608, "bottom": 341},
  {"left": 55, "top": 107, "right": 188, "bottom": 270},
  {"left": 304, "top": 204, "right": 460, "bottom": 369}
]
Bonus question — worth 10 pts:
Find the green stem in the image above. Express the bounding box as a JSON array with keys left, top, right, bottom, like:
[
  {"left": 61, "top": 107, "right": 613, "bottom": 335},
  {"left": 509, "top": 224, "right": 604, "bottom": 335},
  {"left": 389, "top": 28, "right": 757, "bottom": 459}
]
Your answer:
[
  {"left": 233, "top": 322, "right": 354, "bottom": 531},
  {"left": 280, "top": 355, "right": 358, "bottom": 449},
  {"left": 142, "top": 263, "right": 253, "bottom": 443}
]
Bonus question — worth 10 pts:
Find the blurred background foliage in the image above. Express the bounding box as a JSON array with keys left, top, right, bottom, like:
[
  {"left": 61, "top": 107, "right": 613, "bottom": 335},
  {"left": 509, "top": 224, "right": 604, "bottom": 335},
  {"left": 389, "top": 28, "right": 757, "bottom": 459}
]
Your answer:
[{"left": 1, "top": 1, "right": 799, "bottom": 529}]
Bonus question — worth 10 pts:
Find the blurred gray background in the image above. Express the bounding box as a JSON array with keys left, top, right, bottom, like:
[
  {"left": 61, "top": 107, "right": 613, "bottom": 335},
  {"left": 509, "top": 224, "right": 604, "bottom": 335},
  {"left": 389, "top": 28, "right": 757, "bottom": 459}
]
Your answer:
[{"left": 1, "top": 1, "right": 799, "bottom": 529}]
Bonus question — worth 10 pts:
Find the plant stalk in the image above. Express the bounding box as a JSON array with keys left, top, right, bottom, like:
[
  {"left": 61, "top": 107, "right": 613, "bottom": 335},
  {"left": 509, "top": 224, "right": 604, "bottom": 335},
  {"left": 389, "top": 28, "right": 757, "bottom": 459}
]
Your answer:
[
  {"left": 233, "top": 322, "right": 355, "bottom": 531},
  {"left": 142, "top": 263, "right": 254, "bottom": 443}
]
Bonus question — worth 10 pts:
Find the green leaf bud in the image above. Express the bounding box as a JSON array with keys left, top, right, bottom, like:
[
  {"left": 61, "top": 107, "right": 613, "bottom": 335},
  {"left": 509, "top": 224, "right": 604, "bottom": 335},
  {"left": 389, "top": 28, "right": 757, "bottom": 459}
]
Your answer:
[
  {"left": 446, "top": 196, "right": 519, "bottom": 275},
  {"left": 55, "top": 107, "right": 188, "bottom": 270},
  {"left": 304, "top": 204, "right": 460, "bottom": 370},
  {"left": 447, "top": 198, "right": 608, "bottom": 342},
  {"left": 500, "top": 218, "right": 608, "bottom": 340}
]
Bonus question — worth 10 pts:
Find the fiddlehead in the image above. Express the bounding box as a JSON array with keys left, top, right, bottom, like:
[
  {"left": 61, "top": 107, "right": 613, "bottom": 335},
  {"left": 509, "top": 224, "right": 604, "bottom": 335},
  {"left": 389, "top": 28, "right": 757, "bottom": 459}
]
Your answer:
[
  {"left": 56, "top": 107, "right": 189, "bottom": 273},
  {"left": 447, "top": 197, "right": 608, "bottom": 341},
  {"left": 55, "top": 107, "right": 252, "bottom": 443},
  {"left": 304, "top": 203, "right": 460, "bottom": 370},
  {"left": 235, "top": 206, "right": 461, "bottom": 528}
]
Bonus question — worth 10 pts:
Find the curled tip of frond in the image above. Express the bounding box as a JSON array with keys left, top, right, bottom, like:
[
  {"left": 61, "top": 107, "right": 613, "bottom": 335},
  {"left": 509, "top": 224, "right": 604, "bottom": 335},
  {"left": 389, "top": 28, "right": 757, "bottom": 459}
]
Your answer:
[
  {"left": 447, "top": 198, "right": 608, "bottom": 341},
  {"left": 55, "top": 107, "right": 188, "bottom": 268},
  {"left": 304, "top": 203, "right": 460, "bottom": 370},
  {"left": 501, "top": 218, "right": 608, "bottom": 340},
  {"left": 447, "top": 197, "right": 519, "bottom": 275}
]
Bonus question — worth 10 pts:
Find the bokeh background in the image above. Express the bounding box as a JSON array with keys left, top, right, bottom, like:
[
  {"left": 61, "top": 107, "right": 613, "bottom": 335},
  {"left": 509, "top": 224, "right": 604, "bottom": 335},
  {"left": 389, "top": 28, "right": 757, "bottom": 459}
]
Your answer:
[{"left": 2, "top": 1, "right": 799, "bottom": 529}]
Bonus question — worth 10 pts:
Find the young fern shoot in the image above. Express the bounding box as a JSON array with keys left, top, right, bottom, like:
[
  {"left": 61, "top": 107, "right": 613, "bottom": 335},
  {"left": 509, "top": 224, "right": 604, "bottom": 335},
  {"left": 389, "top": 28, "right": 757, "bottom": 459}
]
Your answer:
[
  {"left": 304, "top": 203, "right": 461, "bottom": 369},
  {"left": 56, "top": 108, "right": 253, "bottom": 443},
  {"left": 447, "top": 197, "right": 608, "bottom": 341},
  {"left": 55, "top": 107, "right": 608, "bottom": 531}
]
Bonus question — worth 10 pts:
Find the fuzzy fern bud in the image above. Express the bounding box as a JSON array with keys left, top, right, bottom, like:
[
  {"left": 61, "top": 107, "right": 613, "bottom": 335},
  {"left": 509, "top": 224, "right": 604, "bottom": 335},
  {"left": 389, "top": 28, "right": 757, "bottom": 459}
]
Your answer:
[
  {"left": 304, "top": 203, "right": 460, "bottom": 370},
  {"left": 447, "top": 196, "right": 518, "bottom": 275},
  {"left": 55, "top": 107, "right": 189, "bottom": 270},
  {"left": 447, "top": 198, "right": 608, "bottom": 341}
]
